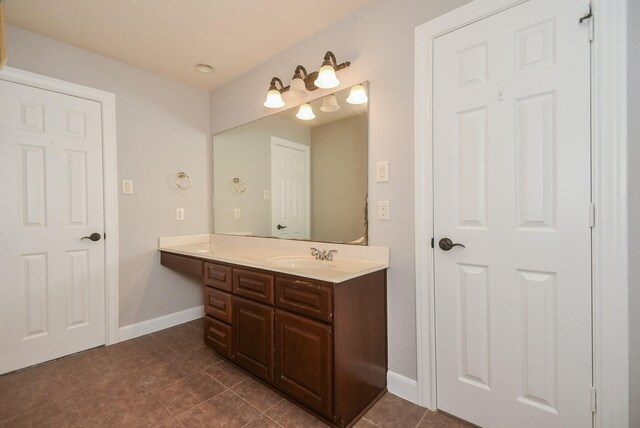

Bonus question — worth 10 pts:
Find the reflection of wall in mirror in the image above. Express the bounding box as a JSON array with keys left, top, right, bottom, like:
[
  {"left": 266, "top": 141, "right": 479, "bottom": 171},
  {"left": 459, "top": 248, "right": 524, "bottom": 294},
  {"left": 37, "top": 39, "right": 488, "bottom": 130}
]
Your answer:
[
  {"left": 213, "top": 115, "right": 310, "bottom": 236},
  {"left": 310, "top": 113, "right": 367, "bottom": 243}
]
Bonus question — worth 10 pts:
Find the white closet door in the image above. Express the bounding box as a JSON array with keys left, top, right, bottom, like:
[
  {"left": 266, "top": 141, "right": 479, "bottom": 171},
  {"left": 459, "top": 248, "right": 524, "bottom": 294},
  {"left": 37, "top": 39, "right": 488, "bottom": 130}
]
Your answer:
[
  {"left": 0, "top": 80, "right": 106, "bottom": 374},
  {"left": 271, "top": 137, "right": 310, "bottom": 240},
  {"left": 433, "top": 0, "right": 592, "bottom": 426}
]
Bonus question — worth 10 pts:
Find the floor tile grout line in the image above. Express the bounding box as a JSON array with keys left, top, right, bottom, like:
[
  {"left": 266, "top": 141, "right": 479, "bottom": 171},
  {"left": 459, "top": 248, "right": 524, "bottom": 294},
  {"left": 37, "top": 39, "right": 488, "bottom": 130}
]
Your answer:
[
  {"left": 226, "top": 385, "right": 265, "bottom": 415},
  {"left": 147, "top": 370, "right": 228, "bottom": 420},
  {"left": 362, "top": 416, "right": 383, "bottom": 427},
  {"left": 414, "top": 410, "right": 429, "bottom": 428}
]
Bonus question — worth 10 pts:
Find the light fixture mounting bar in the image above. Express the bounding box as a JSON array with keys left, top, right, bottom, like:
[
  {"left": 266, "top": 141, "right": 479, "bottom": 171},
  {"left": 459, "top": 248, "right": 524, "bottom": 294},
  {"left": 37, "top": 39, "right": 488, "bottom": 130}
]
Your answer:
[{"left": 272, "top": 51, "right": 351, "bottom": 94}]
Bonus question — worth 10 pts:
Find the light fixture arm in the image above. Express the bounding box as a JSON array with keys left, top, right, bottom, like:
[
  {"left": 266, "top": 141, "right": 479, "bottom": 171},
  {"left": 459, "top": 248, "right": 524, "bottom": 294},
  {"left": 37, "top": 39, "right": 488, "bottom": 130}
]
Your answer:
[
  {"left": 293, "top": 65, "right": 308, "bottom": 80},
  {"left": 269, "top": 77, "right": 285, "bottom": 91}
]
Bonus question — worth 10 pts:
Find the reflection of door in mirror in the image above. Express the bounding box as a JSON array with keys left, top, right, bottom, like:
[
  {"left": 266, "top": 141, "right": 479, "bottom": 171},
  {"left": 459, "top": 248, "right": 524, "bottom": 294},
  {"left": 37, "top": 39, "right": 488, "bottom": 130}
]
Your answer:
[{"left": 271, "top": 137, "right": 310, "bottom": 239}]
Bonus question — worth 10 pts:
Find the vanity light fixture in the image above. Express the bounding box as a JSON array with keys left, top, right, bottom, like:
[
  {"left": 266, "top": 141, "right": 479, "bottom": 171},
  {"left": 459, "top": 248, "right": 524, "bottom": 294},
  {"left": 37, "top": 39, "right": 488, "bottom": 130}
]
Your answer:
[
  {"left": 263, "top": 77, "right": 286, "bottom": 108},
  {"left": 263, "top": 51, "right": 350, "bottom": 109},
  {"left": 314, "top": 51, "right": 341, "bottom": 89},
  {"left": 346, "top": 84, "right": 368, "bottom": 105},
  {"left": 296, "top": 103, "right": 315, "bottom": 121},
  {"left": 288, "top": 65, "right": 309, "bottom": 98},
  {"left": 320, "top": 94, "right": 341, "bottom": 113}
]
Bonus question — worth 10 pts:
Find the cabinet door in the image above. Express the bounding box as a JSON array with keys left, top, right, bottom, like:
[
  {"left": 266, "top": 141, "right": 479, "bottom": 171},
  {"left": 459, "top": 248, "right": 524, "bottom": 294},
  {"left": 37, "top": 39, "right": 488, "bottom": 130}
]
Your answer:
[
  {"left": 275, "top": 310, "right": 333, "bottom": 418},
  {"left": 232, "top": 296, "right": 274, "bottom": 382}
]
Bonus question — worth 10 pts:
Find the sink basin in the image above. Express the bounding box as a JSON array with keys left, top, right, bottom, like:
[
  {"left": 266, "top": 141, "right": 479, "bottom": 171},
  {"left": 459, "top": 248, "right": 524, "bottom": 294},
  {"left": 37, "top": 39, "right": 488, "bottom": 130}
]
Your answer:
[{"left": 266, "top": 256, "right": 335, "bottom": 270}]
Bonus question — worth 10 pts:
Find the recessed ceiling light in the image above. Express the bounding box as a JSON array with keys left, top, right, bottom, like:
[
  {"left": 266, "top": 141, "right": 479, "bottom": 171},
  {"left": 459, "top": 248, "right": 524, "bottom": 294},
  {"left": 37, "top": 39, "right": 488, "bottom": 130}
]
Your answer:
[{"left": 195, "top": 64, "right": 215, "bottom": 74}]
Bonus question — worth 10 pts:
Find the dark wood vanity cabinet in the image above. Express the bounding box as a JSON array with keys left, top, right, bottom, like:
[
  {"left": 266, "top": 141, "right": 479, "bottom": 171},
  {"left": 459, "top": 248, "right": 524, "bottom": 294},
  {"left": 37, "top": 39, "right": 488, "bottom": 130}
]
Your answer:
[{"left": 161, "top": 252, "right": 387, "bottom": 427}]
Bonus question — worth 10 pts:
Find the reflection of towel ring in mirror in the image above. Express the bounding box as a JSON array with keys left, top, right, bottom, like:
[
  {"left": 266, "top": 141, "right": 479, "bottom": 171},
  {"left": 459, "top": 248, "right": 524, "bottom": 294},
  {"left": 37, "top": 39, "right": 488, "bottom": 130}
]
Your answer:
[
  {"left": 176, "top": 172, "right": 191, "bottom": 191},
  {"left": 230, "top": 177, "right": 246, "bottom": 193}
]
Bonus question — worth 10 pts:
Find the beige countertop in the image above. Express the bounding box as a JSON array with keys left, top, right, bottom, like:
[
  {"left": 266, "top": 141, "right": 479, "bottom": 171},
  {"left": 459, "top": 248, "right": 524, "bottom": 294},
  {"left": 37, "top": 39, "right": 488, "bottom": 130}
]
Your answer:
[{"left": 158, "top": 234, "right": 389, "bottom": 283}]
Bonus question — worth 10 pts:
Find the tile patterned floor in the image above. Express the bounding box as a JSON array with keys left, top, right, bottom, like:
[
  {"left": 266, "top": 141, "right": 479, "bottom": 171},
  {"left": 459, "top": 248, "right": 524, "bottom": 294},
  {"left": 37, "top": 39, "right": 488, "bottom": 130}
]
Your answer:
[{"left": 0, "top": 319, "right": 473, "bottom": 427}]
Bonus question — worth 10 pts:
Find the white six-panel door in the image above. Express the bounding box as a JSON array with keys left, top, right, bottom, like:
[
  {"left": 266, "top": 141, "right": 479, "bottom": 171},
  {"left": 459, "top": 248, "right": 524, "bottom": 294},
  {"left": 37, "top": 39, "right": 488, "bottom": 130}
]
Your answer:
[
  {"left": 433, "top": 0, "right": 592, "bottom": 427},
  {"left": 271, "top": 137, "right": 310, "bottom": 240},
  {"left": 0, "top": 80, "right": 106, "bottom": 374}
]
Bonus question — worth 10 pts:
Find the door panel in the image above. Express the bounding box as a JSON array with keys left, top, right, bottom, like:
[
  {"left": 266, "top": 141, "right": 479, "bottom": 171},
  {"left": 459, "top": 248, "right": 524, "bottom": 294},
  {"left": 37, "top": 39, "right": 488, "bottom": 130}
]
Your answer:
[
  {"left": 433, "top": 1, "right": 592, "bottom": 427},
  {"left": 0, "top": 80, "right": 105, "bottom": 374},
  {"left": 232, "top": 296, "right": 274, "bottom": 382},
  {"left": 274, "top": 309, "right": 333, "bottom": 418}
]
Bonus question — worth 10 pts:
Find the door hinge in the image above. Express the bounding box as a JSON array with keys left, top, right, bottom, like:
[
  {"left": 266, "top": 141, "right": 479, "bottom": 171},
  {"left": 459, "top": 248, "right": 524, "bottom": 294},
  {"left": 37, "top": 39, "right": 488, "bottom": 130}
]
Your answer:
[
  {"left": 589, "top": 203, "right": 595, "bottom": 228},
  {"left": 579, "top": 3, "right": 594, "bottom": 42},
  {"left": 431, "top": 238, "right": 434, "bottom": 249},
  {"left": 591, "top": 387, "right": 597, "bottom": 413}
]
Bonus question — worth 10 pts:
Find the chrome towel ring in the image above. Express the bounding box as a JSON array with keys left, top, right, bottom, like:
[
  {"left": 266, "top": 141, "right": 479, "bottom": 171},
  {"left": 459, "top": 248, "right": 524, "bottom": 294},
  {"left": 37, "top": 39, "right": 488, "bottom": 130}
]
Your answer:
[{"left": 176, "top": 172, "right": 191, "bottom": 191}]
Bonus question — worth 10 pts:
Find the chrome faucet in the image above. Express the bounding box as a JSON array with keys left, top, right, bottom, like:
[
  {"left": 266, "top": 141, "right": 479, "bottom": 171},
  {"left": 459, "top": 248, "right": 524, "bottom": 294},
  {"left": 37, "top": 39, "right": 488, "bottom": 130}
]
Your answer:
[{"left": 310, "top": 247, "right": 338, "bottom": 261}]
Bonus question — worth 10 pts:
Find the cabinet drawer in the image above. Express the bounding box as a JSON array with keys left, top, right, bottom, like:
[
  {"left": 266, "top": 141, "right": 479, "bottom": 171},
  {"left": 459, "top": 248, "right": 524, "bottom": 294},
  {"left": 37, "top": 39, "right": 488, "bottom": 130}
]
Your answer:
[
  {"left": 204, "top": 262, "right": 232, "bottom": 292},
  {"left": 233, "top": 268, "right": 274, "bottom": 305},
  {"left": 204, "top": 287, "right": 232, "bottom": 324},
  {"left": 204, "top": 316, "right": 232, "bottom": 358},
  {"left": 276, "top": 277, "right": 333, "bottom": 322}
]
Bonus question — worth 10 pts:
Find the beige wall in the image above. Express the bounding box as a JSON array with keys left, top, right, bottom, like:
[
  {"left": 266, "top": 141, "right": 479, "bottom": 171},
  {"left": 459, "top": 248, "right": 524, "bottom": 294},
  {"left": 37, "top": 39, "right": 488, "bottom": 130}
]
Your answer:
[
  {"left": 213, "top": 115, "right": 310, "bottom": 236},
  {"left": 628, "top": 0, "right": 639, "bottom": 425},
  {"left": 310, "top": 114, "right": 367, "bottom": 243},
  {"left": 209, "top": 0, "right": 471, "bottom": 381},
  {"left": 5, "top": 25, "right": 211, "bottom": 328}
]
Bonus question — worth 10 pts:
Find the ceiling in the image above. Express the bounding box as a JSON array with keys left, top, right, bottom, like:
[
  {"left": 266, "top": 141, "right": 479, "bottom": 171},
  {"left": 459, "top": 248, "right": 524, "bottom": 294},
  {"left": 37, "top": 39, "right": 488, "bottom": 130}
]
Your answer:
[{"left": 4, "top": 0, "right": 373, "bottom": 91}]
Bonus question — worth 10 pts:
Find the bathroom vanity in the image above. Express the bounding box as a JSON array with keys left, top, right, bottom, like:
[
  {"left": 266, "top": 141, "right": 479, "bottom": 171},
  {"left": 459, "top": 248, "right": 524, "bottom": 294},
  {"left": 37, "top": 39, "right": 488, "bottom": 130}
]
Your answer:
[{"left": 159, "top": 234, "right": 389, "bottom": 428}]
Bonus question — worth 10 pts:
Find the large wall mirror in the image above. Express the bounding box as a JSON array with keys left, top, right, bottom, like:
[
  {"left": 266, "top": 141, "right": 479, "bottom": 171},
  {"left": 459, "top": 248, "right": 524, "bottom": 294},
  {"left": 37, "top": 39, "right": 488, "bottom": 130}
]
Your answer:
[{"left": 213, "top": 82, "right": 368, "bottom": 245}]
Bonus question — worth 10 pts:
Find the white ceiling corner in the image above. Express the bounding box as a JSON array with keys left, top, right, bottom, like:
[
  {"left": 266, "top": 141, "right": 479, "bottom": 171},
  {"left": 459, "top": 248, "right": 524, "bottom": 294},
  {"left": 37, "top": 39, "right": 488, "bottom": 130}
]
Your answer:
[{"left": 4, "top": 0, "right": 373, "bottom": 91}]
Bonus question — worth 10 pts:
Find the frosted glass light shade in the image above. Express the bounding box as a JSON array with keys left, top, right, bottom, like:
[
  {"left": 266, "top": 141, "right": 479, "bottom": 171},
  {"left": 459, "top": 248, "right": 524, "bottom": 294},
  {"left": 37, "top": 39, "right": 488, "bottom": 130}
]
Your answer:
[
  {"left": 346, "top": 84, "right": 368, "bottom": 104},
  {"left": 320, "top": 94, "right": 340, "bottom": 112},
  {"left": 264, "top": 89, "right": 285, "bottom": 108},
  {"left": 314, "top": 65, "right": 340, "bottom": 89},
  {"left": 296, "top": 103, "right": 315, "bottom": 120},
  {"left": 288, "top": 77, "right": 308, "bottom": 98}
]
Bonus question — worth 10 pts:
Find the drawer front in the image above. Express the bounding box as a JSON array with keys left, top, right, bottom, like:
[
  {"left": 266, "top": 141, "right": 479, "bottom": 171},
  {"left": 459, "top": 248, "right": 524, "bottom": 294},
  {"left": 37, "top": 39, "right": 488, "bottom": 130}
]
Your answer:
[
  {"left": 204, "top": 316, "right": 232, "bottom": 358},
  {"left": 233, "top": 268, "right": 274, "bottom": 305},
  {"left": 204, "top": 262, "right": 232, "bottom": 292},
  {"left": 276, "top": 277, "right": 333, "bottom": 322},
  {"left": 204, "top": 287, "right": 232, "bottom": 324}
]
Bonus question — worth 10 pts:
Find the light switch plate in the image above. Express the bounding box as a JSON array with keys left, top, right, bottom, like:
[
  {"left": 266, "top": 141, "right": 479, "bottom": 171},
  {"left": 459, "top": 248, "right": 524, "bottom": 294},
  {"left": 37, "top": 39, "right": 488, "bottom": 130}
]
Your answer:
[
  {"left": 376, "top": 161, "right": 389, "bottom": 182},
  {"left": 176, "top": 208, "right": 184, "bottom": 220},
  {"left": 264, "top": 190, "right": 270, "bottom": 200},
  {"left": 122, "top": 179, "right": 133, "bottom": 194},
  {"left": 234, "top": 208, "right": 241, "bottom": 219}
]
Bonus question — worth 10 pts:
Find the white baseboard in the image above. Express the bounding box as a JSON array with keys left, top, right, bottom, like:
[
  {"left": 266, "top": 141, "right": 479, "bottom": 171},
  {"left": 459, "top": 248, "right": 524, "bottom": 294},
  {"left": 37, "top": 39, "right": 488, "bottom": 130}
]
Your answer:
[
  {"left": 117, "top": 305, "right": 204, "bottom": 342},
  {"left": 387, "top": 370, "right": 419, "bottom": 404}
]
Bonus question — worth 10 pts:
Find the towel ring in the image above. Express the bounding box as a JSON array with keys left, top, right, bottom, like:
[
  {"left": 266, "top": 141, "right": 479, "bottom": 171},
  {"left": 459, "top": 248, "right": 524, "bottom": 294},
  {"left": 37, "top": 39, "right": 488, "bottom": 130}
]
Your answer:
[
  {"left": 230, "top": 177, "right": 246, "bottom": 193},
  {"left": 176, "top": 172, "right": 191, "bottom": 190}
]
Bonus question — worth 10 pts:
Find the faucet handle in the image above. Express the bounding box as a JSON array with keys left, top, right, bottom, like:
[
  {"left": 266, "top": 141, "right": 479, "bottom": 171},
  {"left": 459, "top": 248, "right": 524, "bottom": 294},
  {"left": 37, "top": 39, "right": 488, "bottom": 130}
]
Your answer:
[
  {"left": 310, "top": 247, "right": 320, "bottom": 259},
  {"left": 325, "top": 249, "right": 338, "bottom": 261}
]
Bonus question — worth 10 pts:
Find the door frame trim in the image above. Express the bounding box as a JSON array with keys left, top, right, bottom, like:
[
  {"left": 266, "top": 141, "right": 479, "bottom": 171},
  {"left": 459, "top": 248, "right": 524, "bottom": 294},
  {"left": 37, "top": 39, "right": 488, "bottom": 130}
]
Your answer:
[
  {"left": 0, "top": 66, "right": 120, "bottom": 346},
  {"left": 413, "top": 1, "right": 628, "bottom": 427}
]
